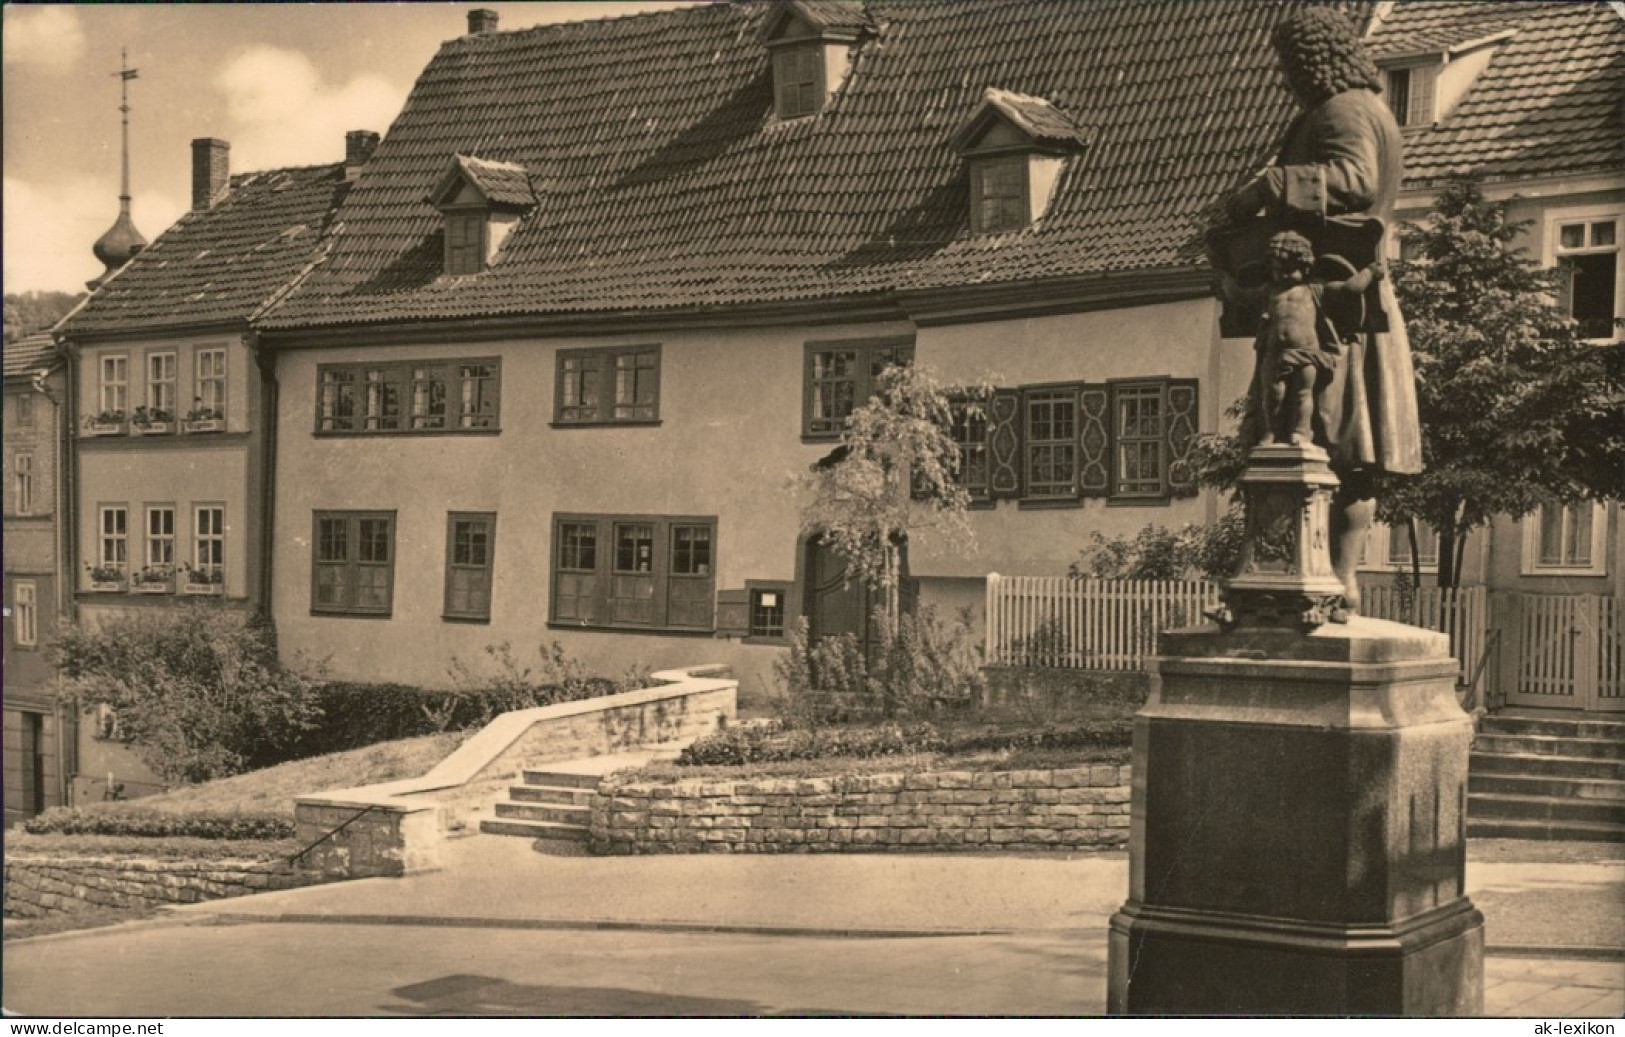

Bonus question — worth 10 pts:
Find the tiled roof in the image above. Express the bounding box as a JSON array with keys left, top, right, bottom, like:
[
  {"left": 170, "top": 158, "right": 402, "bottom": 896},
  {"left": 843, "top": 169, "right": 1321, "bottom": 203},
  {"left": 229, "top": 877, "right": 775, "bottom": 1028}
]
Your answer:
[
  {"left": 774, "top": 0, "right": 873, "bottom": 37},
  {"left": 445, "top": 155, "right": 536, "bottom": 209},
  {"left": 264, "top": 0, "right": 1372, "bottom": 329},
  {"left": 955, "top": 89, "right": 1090, "bottom": 150},
  {"left": 3, "top": 332, "right": 59, "bottom": 379},
  {"left": 1370, "top": 1, "right": 1625, "bottom": 186},
  {"left": 61, "top": 163, "right": 350, "bottom": 337}
]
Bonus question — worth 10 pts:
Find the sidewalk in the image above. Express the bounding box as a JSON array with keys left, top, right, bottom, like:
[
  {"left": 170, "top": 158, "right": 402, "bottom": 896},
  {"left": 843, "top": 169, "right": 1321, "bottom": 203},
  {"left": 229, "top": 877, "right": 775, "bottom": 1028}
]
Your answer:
[{"left": 171, "top": 835, "right": 1622, "bottom": 1016}]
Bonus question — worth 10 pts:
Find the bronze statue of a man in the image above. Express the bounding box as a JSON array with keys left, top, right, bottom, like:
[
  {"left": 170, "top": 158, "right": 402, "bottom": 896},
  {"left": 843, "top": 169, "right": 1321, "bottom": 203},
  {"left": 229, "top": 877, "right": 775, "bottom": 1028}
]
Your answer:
[{"left": 1215, "top": 7, "right": 1423, "bottom": 615}]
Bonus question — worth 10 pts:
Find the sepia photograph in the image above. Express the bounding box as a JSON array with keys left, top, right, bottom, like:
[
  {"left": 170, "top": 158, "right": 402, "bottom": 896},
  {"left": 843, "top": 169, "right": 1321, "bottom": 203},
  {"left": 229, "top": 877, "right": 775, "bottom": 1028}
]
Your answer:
[{"left": 3, "top": 0, "right": 1623, "bottom": 1021}]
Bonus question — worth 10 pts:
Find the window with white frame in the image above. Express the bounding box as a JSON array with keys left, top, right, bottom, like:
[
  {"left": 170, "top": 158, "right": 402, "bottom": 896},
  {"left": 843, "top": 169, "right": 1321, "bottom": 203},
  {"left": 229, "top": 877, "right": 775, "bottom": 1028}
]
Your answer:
[
  {"left": 195, "top": 348, "right": 227, "bottom": 419},
  {"left": 146, "top": 505, "right": 175, "bottom": 571},
  {"left": 1522, "top": 501, "right": 1607, "bottom": 576},
  {"left": 1384, "top": 64, "right": 1437, "bottom": 128},
  {"left": 146, "top": 352, "right": 177, "bottom": 418},
  {"left": 320, "top": 359, "right": 500, "bottom": 433},
  {"left": 12, "top": 580, "right": 38, "bottom": 649},
  {"left": 99, "top": 355, "right": 129, "bottom": 418},
  {"left": 13, "top": 453, "right": 34, "bottom": 515},
  {"left": 1360, "top": 520, "right": 1441, "bottom": 572},
  {"left": 1552, "top": 212, "right": 1622, "bottom": 341},
  {"left": 194, "top": 505, "right": 225, "bottom": 578},
  {"left": 99, "top": 505, "right": 129, "bottom": 573}
]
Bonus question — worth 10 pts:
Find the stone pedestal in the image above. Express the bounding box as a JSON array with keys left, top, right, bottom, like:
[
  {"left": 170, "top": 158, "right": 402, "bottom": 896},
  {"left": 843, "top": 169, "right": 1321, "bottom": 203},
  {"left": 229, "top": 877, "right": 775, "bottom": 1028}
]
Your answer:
[{"left": 1107, "top": 619, "right": 1484, "bottom": 1016}]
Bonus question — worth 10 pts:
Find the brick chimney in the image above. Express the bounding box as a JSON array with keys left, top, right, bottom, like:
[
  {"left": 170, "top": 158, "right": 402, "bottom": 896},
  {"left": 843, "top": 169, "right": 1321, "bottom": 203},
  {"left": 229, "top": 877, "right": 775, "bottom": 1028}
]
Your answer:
[
  {"left": 468, "top": 9, "right": 498, "bottom": 34},
  {"left": 345, "top": 130, "right": 381, "bottom": 181},
  {"left": 191, "top": 138, "right": 230, "bottom": 211}
]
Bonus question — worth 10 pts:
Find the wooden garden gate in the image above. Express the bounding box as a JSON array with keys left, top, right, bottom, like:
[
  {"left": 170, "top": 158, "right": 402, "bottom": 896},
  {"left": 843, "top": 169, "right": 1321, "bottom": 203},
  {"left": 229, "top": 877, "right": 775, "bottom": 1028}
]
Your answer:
[{"left": 1506, "top": 593, "right": 1625, "bottom": 713}]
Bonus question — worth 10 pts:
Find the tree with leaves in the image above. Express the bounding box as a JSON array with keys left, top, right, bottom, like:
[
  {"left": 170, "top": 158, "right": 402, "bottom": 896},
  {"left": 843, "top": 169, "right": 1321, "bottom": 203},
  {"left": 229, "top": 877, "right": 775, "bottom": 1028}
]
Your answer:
[
  {"left": 1385, "top": 176, "right": 1624, "bottom": 587},
  {"left": 796, "top": 364, "right": 990, "bottom": 627}
]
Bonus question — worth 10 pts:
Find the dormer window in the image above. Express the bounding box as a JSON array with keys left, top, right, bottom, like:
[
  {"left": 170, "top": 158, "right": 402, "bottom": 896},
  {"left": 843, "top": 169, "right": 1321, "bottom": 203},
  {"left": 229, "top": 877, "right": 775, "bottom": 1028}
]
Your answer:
[
  {"left": 1384, "top": 64, "right": 1438, "bottom": 128},
  {"left": 426, "top": 154, "right": 536, "bottom": 276},
  {"left": 1373, "top": 27, "right": 1517, "bottom": 130},
  {"left": 759, "top": 1, "right": 872, "bottom": 121},
  {"left": 950, "top": 89, "right": 1088, "bottom": 235}
]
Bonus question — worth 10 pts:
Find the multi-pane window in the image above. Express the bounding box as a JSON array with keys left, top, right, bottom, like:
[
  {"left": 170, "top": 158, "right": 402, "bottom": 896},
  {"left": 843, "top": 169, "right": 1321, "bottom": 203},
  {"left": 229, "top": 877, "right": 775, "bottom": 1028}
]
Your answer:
[
  {"left": 803, "top": 339, "right": 914, "bottom": 437},
  {"left": 550, "top": 514, "right": 716, "bottom": 631},
  {"left": 312, "top": 511, "right": 395, "bottom": 616},
  {"left": 145, "top": 505, "right": 176, "bottom": 570},
  {"left": 1385, "top": 65, "right": 1436, "bottom": 127},
  {"left": 1538, "top": 503, "right": 1595, "bottom": 568},
  {"left": 13, "top": 453, "right": 33, "bottom": 515},
  {"left": 146, "top": 352, "right": 177, "bottom": 417},
  {"left": 1024, "top": 388, "right": 1078, "bottom": 499},
  {"left": 1386, "top": 520, "right": 1439, "bottom": 568},
  {"left": 320, "top": 359, "right": 500, "bottom": 433},
  {"left": 555, "top": 346, "right": 660, "bottom": 424},
  {"left": 1555, "top": 217, "right": 1620, "bottom": 340},
  {"left": 951, "top": 401, "right": 990, "bottom": 500},
  {"left": 749, "top": 585, "right": 788, "bottom": 640},
  {"left": 1114, "top": 384, "right": 1165, "bottom": 498},
  {"left": 99, "top": 505, "right": 128, "bottom": 573},
  {"left": 772, "top": 43, "right": 822, "bottom": 119},
  {"left": 194, "top": 505, "right": 225, "bottom": 577},
  {"left": 195, "top": 348, "right": 227, "bottom": 418},
  {"left": 971, "top": 155, "right": 1027, "bottom": 234},
  {"left": 444, "top": 513, "right": 496, "bottom": 621},
  {"left": 12, "top": 580, "right": 37, "bottom": 648},
  {"left": 445, "top": 214, "right": 486, "bottom": 275},
  {"left": 99, "top": 355, "right": 129, "bottom": 417}
]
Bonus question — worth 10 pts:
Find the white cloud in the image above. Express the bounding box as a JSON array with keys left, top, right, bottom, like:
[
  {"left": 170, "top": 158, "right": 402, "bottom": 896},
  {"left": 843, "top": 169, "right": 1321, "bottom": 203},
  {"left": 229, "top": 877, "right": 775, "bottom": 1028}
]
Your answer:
[
  {"left": 216, "top": 47, "right": 404, "bottom": 171},
  {"left": 4, "top": 175, "right": 183, "bottom": 295},
  {"left": 2, "top": 7, "right": 87, "bottom": 74}
]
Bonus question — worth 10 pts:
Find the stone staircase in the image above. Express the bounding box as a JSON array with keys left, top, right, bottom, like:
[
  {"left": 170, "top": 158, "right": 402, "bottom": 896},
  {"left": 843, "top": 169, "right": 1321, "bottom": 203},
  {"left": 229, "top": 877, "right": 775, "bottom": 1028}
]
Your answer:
[
  {"left": 1468, "top": 713, "right": 1625, "bottom": 842},
  {"left": 477, "top": 752, "right": 660, "bottom": 853}
]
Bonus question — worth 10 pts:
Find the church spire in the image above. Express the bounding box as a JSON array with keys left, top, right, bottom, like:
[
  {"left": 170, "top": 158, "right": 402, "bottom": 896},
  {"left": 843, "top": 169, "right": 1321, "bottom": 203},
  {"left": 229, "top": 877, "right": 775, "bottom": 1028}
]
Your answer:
[{"left": 89, "top": 49, "right": 148, "bottom": 290}]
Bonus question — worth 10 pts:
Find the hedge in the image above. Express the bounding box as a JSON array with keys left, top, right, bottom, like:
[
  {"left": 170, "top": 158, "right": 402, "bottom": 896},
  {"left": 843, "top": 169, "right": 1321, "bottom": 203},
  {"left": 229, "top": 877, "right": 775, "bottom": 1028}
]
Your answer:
[
  {"left": 21, "top": 807, "right": 295, "bottom": 841},
  {"left": 675, "top": 719, "right": 1134, "bottom": 767}
]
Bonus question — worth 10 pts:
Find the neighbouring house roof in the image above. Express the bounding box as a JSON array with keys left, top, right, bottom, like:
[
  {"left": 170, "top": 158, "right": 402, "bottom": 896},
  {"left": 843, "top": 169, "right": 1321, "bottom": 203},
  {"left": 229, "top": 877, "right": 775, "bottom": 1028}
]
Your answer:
[
  {"left": 950, "top": 88, "right": 1091, "bottom": 153},
  {"left": 1369, "top": 1, "right": 1625, "bottom": 187},
  {"left": 265, "top": 0, "right": 1358, "bottom": 330},
  {"left": 60, "top": 163, "right": 351, "bottom": 338},
  {"left": 432, "top": 155, "right": 537, "bottom": 209},
  {"left": 3, "top": 332, "right": 60, "bottom": 380}
]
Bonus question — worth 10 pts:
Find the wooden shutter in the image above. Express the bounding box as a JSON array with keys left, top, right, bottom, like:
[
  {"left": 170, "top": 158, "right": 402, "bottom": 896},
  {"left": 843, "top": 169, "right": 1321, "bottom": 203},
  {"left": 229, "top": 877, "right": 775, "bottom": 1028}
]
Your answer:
[
  {"left": 1078, "top": 384, "right": 1111, "bottom": 497},
  {"left": 986, "top": 389, "right": 1023, "bottom": 499},
  {"left": 1165, "top": 379, "right": 1200, "bottom": 498},
  {"left": 715, "top": 589, "right": 750, "bottom": 638}
]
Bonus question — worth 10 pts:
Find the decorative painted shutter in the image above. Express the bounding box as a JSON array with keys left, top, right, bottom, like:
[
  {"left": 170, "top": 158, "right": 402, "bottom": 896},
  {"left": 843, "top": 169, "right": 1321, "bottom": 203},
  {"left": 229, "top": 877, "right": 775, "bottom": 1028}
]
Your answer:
[
  {"left": 1165, "top": 379, "right": 1200, "bottom": 498},
  {"left": 1078, "top": 385, "right": 1111, "bottom": 497},
  {"left": 986, "top": 389, "right": 1023, "bottom": 499}
]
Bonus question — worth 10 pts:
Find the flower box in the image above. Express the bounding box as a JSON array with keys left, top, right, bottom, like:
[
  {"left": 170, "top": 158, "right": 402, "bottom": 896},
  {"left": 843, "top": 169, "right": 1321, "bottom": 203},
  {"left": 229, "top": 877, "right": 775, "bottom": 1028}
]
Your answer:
[
  {"left": 132, "top": 576, "right": 173, "bottom": 595},
  {"left": 132, "top": 422, "right": 174, "bottom": 436},
  {"left": 180, "top": 578, "right": 225, "bottom": 596},
  {"left": 85, "top": 420, "right": 127, "bottom": 437},
  {"left": 89, "top": 578, "right": 127, "bottom": 593},
  {"left": 182, "top": 418, "right": 226, "bottom": 434}
]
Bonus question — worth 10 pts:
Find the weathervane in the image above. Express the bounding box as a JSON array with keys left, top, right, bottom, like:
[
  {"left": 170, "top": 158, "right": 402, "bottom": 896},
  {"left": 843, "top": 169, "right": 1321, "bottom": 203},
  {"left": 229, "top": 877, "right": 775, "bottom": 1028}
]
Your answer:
[
  {"left": 89, "top": 47, "right": 148, "bottom": 289},
  {"left": 115, "top": 48, "right": 139, "bottom": 215}
]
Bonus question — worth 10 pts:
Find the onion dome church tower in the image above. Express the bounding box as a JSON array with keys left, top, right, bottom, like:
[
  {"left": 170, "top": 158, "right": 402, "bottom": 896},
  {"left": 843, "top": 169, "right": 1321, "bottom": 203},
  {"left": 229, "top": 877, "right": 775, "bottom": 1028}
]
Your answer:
[{"left": 89, "top": 50, "right": 147, "bottom": 290}]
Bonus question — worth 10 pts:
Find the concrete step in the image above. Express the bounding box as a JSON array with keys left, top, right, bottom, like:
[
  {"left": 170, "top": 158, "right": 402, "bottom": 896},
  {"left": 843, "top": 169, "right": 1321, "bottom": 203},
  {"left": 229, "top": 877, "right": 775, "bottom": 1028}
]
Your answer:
[
  {"left": 1473, "top": 733, "right": 1624, "bottom": 760},
  {"left": 1480, "top": 715, "right": 1625, "bottom": 741},
  {"left": 509, "top": 785, "right": 595, "bottom": 806},
  {"left": 1470, "top": 751, "right": 1625, "bottom": 782},
  {"left": 521, "top": 769, "right": 604, "bottom": 789},
  {"left": 479, "top": 818, "right": 589, "bottom": 841},
  {"left": 1468, "top": 771, "right": 1625, "bottom": 802},
  {"left": 1467, "top": 817, "right": 1625, "bottom": 843},
  {"left": 494, "top": 801, "right": 591, "bottom": 825},
  {"left": 1468, "top": 792, "right": 1625, "bottom": 827}
]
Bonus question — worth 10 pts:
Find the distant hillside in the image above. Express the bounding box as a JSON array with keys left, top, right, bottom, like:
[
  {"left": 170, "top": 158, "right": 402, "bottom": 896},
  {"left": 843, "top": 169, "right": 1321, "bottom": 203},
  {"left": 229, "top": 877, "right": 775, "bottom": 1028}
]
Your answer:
[{"left": 4, "top": 291, "right": 85, "bottom": 342}]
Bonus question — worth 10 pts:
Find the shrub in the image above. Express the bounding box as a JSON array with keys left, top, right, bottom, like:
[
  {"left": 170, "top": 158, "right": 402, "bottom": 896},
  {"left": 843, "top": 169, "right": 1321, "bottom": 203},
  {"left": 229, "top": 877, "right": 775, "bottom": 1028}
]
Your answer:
[
  {"left": 446, "top": 641, "right": 652, "bottom": 726},
  {"left": 676, "top": 721, "right": 946, "bottom": 766},
  {"left": 22, "top": 806, "right": 295, "bottom": 841},
  {"left": 52, "top": 606, "right": 320, "bottom": 784}
]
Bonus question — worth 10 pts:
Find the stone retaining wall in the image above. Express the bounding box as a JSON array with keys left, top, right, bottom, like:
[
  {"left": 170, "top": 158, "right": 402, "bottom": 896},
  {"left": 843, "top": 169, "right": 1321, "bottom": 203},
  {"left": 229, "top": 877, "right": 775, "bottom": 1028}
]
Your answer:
[
  {"left": 4, "top": 854, "right": 317, "bottom": 919},
  {"left": 590, "top": 766, "right": 1132, "bottom": 854}
]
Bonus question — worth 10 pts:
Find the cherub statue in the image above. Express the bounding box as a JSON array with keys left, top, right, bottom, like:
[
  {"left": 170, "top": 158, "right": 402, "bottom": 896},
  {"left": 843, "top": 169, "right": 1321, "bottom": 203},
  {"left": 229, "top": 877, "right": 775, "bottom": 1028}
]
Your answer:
[{"left": 1219, "top": 230, "right": 1383, "bottom": 449}]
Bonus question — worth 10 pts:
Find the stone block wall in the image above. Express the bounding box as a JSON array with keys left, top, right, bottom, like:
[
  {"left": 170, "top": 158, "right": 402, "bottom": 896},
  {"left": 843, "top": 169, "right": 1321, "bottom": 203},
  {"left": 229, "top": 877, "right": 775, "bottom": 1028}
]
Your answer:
[
  {"left": 4, "top": 854, "right": 316, "bottom": 919},
  {"left": 590, "top": 766, "right": 1132, "bottom": 854},
  {"left": 291, "top": 801, "right": 441, "bottom": 880}
]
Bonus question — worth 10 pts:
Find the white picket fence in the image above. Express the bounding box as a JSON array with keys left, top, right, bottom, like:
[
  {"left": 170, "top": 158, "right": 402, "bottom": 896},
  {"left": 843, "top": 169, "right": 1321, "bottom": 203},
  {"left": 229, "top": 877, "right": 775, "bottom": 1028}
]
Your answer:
[{"left": 984, "top": 574, "right": 1490, "bottom": 682}]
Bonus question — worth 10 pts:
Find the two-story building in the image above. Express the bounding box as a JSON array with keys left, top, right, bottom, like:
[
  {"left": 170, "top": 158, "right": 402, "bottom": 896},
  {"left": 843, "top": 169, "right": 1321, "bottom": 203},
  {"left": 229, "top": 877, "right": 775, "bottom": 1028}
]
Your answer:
[
  {"left": 54, "top": 133, "right": 370, "bottom": 798},
  {"left": 4, "top": 332, "right": 72, "bottom": 825}
]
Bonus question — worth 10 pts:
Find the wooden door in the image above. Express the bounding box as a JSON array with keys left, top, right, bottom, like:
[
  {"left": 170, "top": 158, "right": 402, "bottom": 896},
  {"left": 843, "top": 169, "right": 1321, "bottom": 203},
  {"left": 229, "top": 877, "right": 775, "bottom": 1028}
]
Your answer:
[{"left": 806, "top": 538, "right": 870, "bottom": 646}]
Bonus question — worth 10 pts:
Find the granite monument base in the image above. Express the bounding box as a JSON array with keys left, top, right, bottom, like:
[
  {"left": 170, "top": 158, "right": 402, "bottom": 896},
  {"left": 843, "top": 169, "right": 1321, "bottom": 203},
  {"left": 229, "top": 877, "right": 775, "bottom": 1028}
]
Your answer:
[{"left": 1107, "top": 617, "right": 1484, "bottom": 1016}]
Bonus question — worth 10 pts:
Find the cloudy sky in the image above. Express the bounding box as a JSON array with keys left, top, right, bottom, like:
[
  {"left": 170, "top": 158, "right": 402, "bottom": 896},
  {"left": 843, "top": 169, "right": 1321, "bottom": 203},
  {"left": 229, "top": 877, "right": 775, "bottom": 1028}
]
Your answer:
[{"left": 3, "top": 2, "right": 703, "bottom": 295}]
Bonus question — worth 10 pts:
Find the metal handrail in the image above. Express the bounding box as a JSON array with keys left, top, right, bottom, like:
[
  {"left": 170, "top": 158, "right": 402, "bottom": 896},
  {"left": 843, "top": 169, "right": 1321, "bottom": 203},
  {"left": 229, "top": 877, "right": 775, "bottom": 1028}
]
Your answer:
[{"left": 288, "top": 803, "right": 381, "bottom": 865}]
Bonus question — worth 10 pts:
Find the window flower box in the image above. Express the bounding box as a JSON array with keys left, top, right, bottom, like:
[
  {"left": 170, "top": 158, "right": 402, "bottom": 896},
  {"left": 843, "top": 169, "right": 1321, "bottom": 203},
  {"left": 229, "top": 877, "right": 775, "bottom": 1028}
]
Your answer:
[
  {"left": 130, "top": 408, "right": 175, "bottom": 436},
  {"left": 84, "top": 413, "right": 127, "bottom": 437},
  {"left": 86, "top": 566, "right": 126, "bottom": 593},
  {"left": 132, "top": 568, "right": 174, "bottom": 595},
  {"left": 182, "top": 417, "right": 226, "bottom": 434},
  {"left": 180, "top": 568, "right": 225, "bottom": 596}
]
